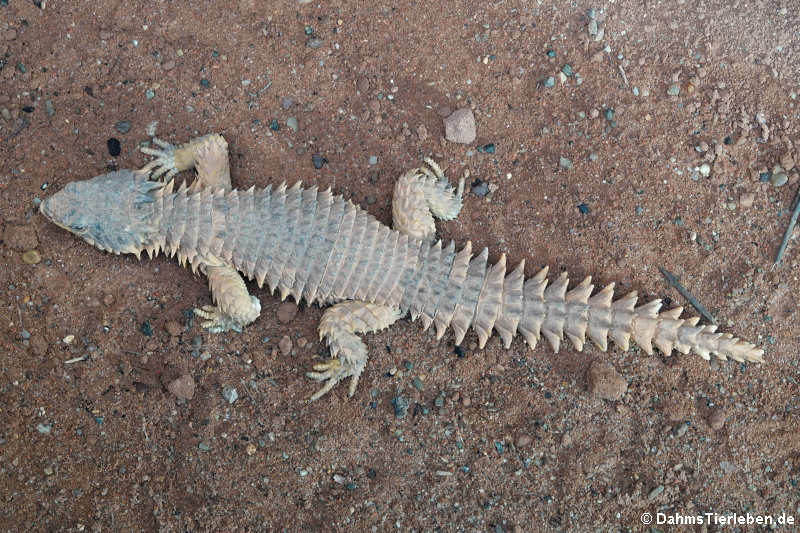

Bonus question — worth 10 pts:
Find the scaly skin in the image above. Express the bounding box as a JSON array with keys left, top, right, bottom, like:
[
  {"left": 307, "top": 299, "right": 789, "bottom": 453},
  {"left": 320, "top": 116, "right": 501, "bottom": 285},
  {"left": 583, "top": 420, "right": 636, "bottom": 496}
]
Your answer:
[{"left": 40, "top": 134, "right": 765, "bottom": 401}]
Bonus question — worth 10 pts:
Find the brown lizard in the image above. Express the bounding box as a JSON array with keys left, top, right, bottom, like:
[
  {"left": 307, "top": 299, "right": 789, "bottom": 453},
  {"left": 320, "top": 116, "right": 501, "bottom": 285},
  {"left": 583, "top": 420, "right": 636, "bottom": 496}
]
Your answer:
[{"left": 40, "top": 133, "right": 764, "bottom": 401}]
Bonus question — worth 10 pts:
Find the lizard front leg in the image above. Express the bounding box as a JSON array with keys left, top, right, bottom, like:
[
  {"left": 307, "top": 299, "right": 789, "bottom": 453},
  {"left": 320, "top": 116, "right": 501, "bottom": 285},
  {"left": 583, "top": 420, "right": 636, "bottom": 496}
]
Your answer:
[
  {"left": 194, "top": 261, "right": 261, "bottom": 333},
  {"left": 140, "top": 133, "right": 231, "bottom": 190},
  {"left": 307, "top": 301, "right": 402, "bottom": 402}
]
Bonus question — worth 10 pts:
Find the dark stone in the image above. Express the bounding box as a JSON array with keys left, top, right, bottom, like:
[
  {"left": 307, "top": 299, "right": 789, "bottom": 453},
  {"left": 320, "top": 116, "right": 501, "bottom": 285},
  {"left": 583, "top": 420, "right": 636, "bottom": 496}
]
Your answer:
[{"left": 107, "top": 138, "right": 121, "bottom": 157}]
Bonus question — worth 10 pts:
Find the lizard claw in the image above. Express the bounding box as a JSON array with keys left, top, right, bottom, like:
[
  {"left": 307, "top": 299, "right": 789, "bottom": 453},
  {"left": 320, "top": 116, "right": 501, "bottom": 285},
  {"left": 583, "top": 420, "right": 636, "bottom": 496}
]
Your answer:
[
  {"left": 139, "top": 137, "right": 180, "bottom": 182},
  {"left": 193, "top": 305, "right": 244, "bottom": 333},
  {"left": 305, "top": 358, "right": 363, "bottom": 402}
]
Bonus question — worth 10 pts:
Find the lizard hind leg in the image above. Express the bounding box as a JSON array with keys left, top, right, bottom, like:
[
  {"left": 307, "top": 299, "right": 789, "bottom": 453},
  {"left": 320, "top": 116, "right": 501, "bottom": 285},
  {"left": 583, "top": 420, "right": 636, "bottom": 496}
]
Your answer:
[
  {"left": 307, "top": 301, "right": 402, "bottom": 402},
  {"left": 392, "top": 157, "right": 465, "bottom": 240},
  {"left": 194, "top": 262, "right": 261, "bottom": 333}
]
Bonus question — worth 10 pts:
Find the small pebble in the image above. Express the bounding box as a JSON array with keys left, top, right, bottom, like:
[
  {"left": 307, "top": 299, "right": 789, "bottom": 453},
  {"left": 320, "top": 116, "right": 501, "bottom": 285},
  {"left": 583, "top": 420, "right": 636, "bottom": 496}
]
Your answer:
[
  {"left": 604, "top": 108, "right": 614, "bottom": 120},
  {"left": 699, "top": 163, "right": 711, "bottom": 177},
  {"left": 281, "top": 97, "right": 294, "bottom": 109},
  {"left": 45, "top": 100, "right": 55, "bottom": 117},
  {"left": 167, "top": 375, "right": 195, "bottom": 400},
  {"left": 740, "top": 192, "right": 755, "bottom": 209},
  {"left": 198, "top": 442, "right": 211, "bottom": 452},
  {"left": 587, "top": 361, "right": 627, "bottom": 400},
  {"left": 578, "top": 203, "right": 590, "bottom": 214},
  {"left": 648, "top": 485, "right": 665, "bottom": 500},
  {"left": 36, "top": 423, "right": 53, "bottom": 434},
  {"left": 140, "top": 321, "right": 153, "bottom": 337},
  {"left": 543, "top": 76, "right": 555, "bottom": 88},
  {"left": 246, "top": 443, "right": 257, "bottom": 456},
  {"left": 471, "top": 179, "right": 489, "bottom": 197},
  {"left": 443, "top": 108, "right": 476, "bottom": 144},
  {"left": 145, "top": 89, "right": 155, "bottom": 100},
  {"left": 277, "top": 302, "right": 298, "bottom": 323},
  {"left": 312, "top": 154, "right": 326, "bottom": 169},
  {"left": 222, "top": 386, "right": 238, "bottom": 404},
  {"left": 278, "top": 335, "right": 293, "bottom": 356},
  {"left": 286, "top": 116, "right": 298, "bottom": 131},
  {"left": 368, "top": 155, "right": 378, "bottom": 166},
  {"left": 22, "top": 250, "right": 41, "bottom": 264},
  {"left": 114, "top": 120, "right": 132, "bottom": 134},
  {"left": 21, "top": 329, "right": 31, "bottom": 340},
  {"left": 559, "top": 156, "right": 572, "bottom": 169},
  {"left": 411, "top": 377, "right": 424, "bottom": 391},
  {"left": 107, "top": 138, "right": 121, "bottom": 157},
  {"left": 667, "top": 84, "right": 680, "bottom": 96},
  {"left": 200, "top": 78, "right": 210, "bottom": 88},
  {"left": 771, "top": 172, "right": 788, "bottom": 187},
  {"left": 391, "top": 396, "right": 410, "bottom": 418},
  {"left": 589, "top": 152, "right": 599, "bottom": 161},
  {"left": 708, "top": 410, "right": 726, "bottom": 430},
  {"left": 306, "top": 37, "right": 323, "bottom": 48},
  {"left": 561, "top": 64, "right": 573, "bottom": 77},
  {"left": 269, "top": 119, "right": 280, "bottom": 131}
]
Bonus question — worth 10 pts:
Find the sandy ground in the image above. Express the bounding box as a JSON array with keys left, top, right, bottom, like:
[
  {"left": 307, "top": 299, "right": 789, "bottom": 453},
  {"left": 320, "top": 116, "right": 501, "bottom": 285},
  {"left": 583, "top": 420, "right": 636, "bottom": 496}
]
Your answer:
[{"left": 1, "top": 1, "right": 799, "bottom": 531}]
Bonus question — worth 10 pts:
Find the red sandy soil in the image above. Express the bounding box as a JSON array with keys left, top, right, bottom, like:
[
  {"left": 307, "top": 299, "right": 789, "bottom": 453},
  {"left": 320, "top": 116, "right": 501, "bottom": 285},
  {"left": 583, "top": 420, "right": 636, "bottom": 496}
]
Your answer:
[{"left": 1, "top": 1, "right": 798, "bottom": 531}]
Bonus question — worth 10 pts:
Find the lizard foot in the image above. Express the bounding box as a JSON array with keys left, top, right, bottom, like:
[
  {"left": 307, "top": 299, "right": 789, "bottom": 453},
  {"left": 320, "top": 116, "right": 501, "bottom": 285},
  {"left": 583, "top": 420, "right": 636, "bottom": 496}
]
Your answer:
[
  {"left": 194, "top": 305, "right": 245, "bottom": 333},
  {"left": 305, "top": 357, "right": 365, "bottom": 402},
  {"left": 139, "top": 137, "right": 180, "bottom": 181}
]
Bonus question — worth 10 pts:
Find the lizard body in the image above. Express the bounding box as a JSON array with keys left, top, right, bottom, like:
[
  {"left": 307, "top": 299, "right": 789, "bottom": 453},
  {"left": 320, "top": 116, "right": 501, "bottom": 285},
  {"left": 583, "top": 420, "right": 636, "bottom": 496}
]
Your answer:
[{"left": 40, "top": 134, "right": 764, "bottom": 401}]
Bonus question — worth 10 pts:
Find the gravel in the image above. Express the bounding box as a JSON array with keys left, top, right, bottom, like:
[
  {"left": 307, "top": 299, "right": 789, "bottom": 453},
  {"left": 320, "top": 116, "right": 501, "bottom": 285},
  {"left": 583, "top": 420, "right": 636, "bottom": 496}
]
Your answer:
[
  {"left": 771, "top": 172, "right": 788, "bottom": 187},
  {"left": 114, "top": 120, "right": 132, "bottom": 134},
  {"left": 312, "top": 154, "right": 326, "bottom": 169},
  {"left": 286, "top": 116, "right": 298, "bottom": 131},
  {"left": 559, "top": 156, "right": 572, "bottom": 169}
]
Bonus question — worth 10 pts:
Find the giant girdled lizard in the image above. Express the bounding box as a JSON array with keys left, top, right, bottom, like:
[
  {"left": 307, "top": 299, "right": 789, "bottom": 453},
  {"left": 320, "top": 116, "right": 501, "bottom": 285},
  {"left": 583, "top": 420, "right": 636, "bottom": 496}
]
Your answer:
[{"left": 40, "top": 134, "right": 764, "bottom": 401}]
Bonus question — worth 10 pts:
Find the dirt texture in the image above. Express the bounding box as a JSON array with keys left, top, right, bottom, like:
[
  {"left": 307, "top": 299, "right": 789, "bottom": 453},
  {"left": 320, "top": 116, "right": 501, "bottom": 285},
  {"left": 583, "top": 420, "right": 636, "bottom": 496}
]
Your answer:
[{"left": 1, "top": 1, "right": 799, "bottom": 532}]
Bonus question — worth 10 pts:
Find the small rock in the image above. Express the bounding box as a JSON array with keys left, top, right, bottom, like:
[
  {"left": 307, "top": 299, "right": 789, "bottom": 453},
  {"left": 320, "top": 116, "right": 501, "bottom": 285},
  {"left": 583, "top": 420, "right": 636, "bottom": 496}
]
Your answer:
[
  {"left": 36, "top": 423, "right": 53, "bottom": 434},
  {"left": 559, "top": 156, "right": 573, "bottom": 169},
  {"left": 306, "top": 37, "right": 323, "bottom": 48},
  {"left": 708, "top": 410, "right": 726, "bottom": 430},
  {"left": 30, "top": 335, "right": 48, "bottom": 356},
  {"left": 114, "top": 120, "right": 132, "bottom": 134},
  {"left": 471, "top": 179, "right": 489, "bottom": 197},
  {"left": 44, "top": 100, "right": 55, "bottom": 117},
  {"left": 222, "top": 386, "right": 238, "bottom": 404},
  {"left": 699, "top": 163, "right": 711, "bottom": 177},
  {"left": 286, "top": 116, "right": 298, "bottom": 132},
  {"left": 443, "top": 108, "right": 476, "bottom": 144},
  {"left": 667, "top": 84, "right": 680, "bottom": 96},
  {"left": 164, "top": 321, "right": 182, "bottom": 336},
  {"left": 246, "top": 443, "right": 257, "bottom": 456},
  {"left": 3, "top": 223, "right": 38, "bottom": 251},
  {"left": 740, "top": 192, "right": 755, "bottom": 208},
  {"left": 577, "top": 203, "right": 590, "bottom": 214},
  {"left": 516, "top": 434, "right": 532, "bottom": 448},
  {"left": 277, "top": 302, "right": 298, "bottom": 324},
  {"left": 543, "top": 76, "right": 555, "bottom": 88},
  {"left": 167, "top": 375, "right": 195, "bottom": 400},
  {"left": 368, "top": 155, "right": 378, "bottom": 166},
  {"left": 391, "top": 396, "right": 410, "bottom": 418},
  {"left": 281, "top": 97, "right": 294, "bottom": 109},
  {"left": 720, "top": 461, "right": 737, "bottom": 474},
  {"left": 771, "top": 172, "right": 788, "bottom": 187},
  {"left": 587, "top": 361, "right": 627, "bottom": 400},
  {"left": 312, "top": 154, "right": 326, "bottom": 169},
  {"left": 145, "top": 89, "right": 155, "bottom": 100},
  {"left": 5, "top": 28, "right": 18, "bottom": 41},
  {"left": 648, "top": 485, "right": 664, "bottom": 500},
  {"left": 357, "top": 78, "right": 370, "bottom": 93},
  {"left": 103, "top": 293, "right": 115, "bottom": 306},
  {"left": 22, "top": 250, "right": 41, "bottom": 264},
  {"left": 107, "top": 138, "right": 121, "bottom": 157},
  {"left": 198, "top": 442, "right": 211, "bottom": 451},
  {"left": 278, "top": 335, "right": 293, "bottom": 356}
]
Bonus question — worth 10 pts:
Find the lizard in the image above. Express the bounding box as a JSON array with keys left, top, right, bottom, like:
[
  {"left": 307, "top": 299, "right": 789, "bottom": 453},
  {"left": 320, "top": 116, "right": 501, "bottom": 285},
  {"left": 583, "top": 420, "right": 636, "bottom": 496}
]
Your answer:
[{"left": 40, "top": 133, "right": 765, "bottom": 401}]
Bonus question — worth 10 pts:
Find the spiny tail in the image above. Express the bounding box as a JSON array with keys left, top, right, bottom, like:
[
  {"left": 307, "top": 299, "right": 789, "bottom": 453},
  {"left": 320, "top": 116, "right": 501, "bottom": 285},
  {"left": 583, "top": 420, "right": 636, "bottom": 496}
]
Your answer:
[{"left": 431, "top": 243, "right": 764, "bottom": 363}]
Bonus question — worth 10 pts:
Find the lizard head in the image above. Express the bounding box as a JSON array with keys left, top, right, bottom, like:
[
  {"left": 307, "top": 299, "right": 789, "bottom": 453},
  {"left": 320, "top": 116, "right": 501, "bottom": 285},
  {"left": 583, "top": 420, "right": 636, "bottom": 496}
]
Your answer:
[{"left": 40, "top": 169, "right": 163, "bottom": 256}]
